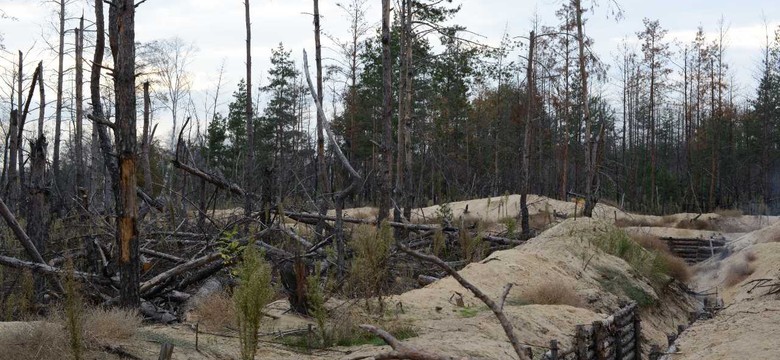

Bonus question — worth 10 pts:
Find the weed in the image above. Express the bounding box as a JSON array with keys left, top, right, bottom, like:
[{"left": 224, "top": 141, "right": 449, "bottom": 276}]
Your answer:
[
  {"left": 597, "top": 267, "right": 656, "bottom": 307},
  {"left": 82, "top": 306, "right": 141, "bottom": 344},
  {"left": 63, "top": 258, "right": 83, "bottom": 360},
  {"left": 233, "top": 240, "right": 275, "bottom": 360},
  {"left": 458, "top": 307, "right": 480, "bottom": 318},
  {"left": 191, "top": 291, "right": 236, "bottom": 331},
  {"left": 500, "top": 217, "right": 517, "bottom": 237},
  {"left": 435, "top": 203, "right": 454, "bottom": 225},
  {"left": 521, "top": 282, "right": 584, "bottom": 308},
  {"left": 432, "top": 228, "right": 446, "bottom": 257},
  {"left": 349, "top": 222, "right": 394, "bottom": 313}
]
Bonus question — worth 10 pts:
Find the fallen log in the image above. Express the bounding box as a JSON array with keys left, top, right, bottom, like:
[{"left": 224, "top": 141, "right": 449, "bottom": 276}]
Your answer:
[
  {"left": 417, "top": 275, "right": 439, "bottom": 286},
  {"left": 140, "top": 252, "right": 222, "bottom": 297},
  {"left": 0, "top": 254, "right": 110, "bottom": 285},
  {"left": 282, "top": 211, "right": 524, "bottom": 246}
]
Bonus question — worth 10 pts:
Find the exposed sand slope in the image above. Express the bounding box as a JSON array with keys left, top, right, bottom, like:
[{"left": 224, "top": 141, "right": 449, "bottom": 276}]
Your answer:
[{"left": 668, "top": 231, "right": 780, "bottom": 359}]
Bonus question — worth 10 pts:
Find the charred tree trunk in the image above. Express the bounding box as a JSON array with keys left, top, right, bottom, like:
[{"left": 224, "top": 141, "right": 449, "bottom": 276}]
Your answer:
[
  {"left": 52, "top": 0, "right": 66, "bottom": 212},
  {"left": 313, "top": 0, "right": 330, "bottom": 242},
  {"left": 377, "top": 0, "right": 393, "bottom": 224},
  {"left": 574, "top": 0, "right": 597, "bottom": 217},
  {"left": 244, "top": 0, "right": 254, "bottom": 219},
  {"left": 75, "top": 16, "right": 86, "bottom": 209},
  {"left": 110, "top": 0, "right": 140, "bottom": 308},
  {"left": 141, "top": 81, "right": 153, "bottom": 194},
  {"left": 27, "top": 137, "right": 49, "bottom": 299},
  {"left": 520, "top": 31, "right": 535, "bottom": 236}
]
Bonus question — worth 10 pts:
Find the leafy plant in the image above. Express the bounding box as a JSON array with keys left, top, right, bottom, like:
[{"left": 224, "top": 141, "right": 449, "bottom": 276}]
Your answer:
[{"left": 233, "top": 240, "right": 275, "bottom": 360}]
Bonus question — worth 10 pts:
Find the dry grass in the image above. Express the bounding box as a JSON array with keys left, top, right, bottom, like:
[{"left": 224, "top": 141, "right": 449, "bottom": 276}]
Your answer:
[
  {"left": 744, "top": 251, "right": 758, "bottom": 262},
  {"left": 724, "top": 261, "right": 755, "bottom": 287},
  {"left": 520, "top": 282, "right": 584, "bottom": 308},
  {"left": 614, "top": 217, "right": 662, "bottom": 228},
  {"left": 656, "top": 252, "right": 691, "bottom": 283},
  {"left": 0, "top": 322, "right": 67, "bottom": 360},
  {"left": 714, "top": 208, "right": 743, "bottom": 217},
  {"left": 82, "top": 306, "right": 142, "bottom": 344},
  {"left": 630, "top": 233, "right": 670, "bottom": 253},
  {"left": 191, "top": 291, "right": 237, "bottom": 331},
  {"left": 674, "top": 219, "right": 716, "bottom": 231}
]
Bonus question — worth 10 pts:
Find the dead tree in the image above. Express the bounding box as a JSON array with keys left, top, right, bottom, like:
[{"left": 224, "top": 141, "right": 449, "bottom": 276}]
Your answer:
[
  {"left": 520, "top": 31, "right": 535, "bottom": 237},
  {"left": 27, "top": 136, "right": 49, "bottom": 299},
  {"left": 303, "top": 50, "right": 362, "bottom": 273},
  {"left": 313, "top": 0, "right": 330, "bottom": 243},
  {"left": 243, "top": 0, "right": 254, "bottom": 218},
  {"left": 574, "top": 0, "right": 597, "bottom": 217},
  {"left": 377, "top": 0, "right": 393, "bottom": 224},
  {"left": 395, "top": 0, "right": 413, "bottom": 226},
  {"left": 75, "top": 16, "right": 85, "bottom": 207},
  {"left": 52, "top": 0, "right": 67, "bottom": 212},
  {"left": 110, "top": 0, "right": 140, "bottom": 308},
  {"left": 141, "top": 81, "right": 153, "bottom": 194}
]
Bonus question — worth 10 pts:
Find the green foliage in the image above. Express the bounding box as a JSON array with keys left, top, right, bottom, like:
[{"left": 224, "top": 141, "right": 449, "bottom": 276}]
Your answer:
[
  {"left": 435, "top": 202, "right": 453, "bottom": 225},
  {"left": 63, "top": 258, "right": 84, "bottom": 360},
  {"left": 233, "top": 241, "right": 275, "bottom": 360},
  {"left": 500, "top": 217, "right": 517, "bottom": 237},
  {"left": 596, "top": 267, "right": 656, "bottom": 307},
  {"left": 349, "top": 222, "right": 394, "bottom": 313},
  {"left": 592, "top": 227, "right": 677, "bottom": 286},
  {"left": 458, "top": 307, "right": 480, "bottom": 318},
  {"left": 306, "top": 268, "right": 330, "bottom": 347}
]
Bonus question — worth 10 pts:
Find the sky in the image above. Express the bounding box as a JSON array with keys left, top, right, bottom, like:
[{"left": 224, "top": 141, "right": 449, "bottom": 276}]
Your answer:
[{"left": 0, "top": 0, "right": 779, "bottom": 143}]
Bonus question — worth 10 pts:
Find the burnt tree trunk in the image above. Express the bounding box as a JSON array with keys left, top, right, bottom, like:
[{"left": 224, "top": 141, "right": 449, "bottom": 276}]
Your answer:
[
  {"left": 377, "top": 0, "right": 393, "bottom": 224},
  {"left": 27, "top": 137, "right": 49, "bottom": 299},
  {"left": 141, "top": 81, "right": 153, "bottom": 194},
  {"left": 520, "top": 31, "right": 535, "bottom": 236},
  {"left": 110, "top": 0, "right": 140, "bottom": 308},
  {"left": 244, "top": 0, "right": 254, "bottom": 219},
  {"left": 574, "top": 0, "right": 597, "bottom": 217},
  {"left": 52, "top": 0, "right": 66, "bottom": 213},
  {"left": 314, "top": 0, "right": 330, "bottom": 242},
  {"left": 75, "top": 16, "right": 86, "bottom": 209}
]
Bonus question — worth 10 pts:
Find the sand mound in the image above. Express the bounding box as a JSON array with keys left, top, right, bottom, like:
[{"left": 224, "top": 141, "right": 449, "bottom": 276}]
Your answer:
[{"left": 345, "top": 218, "right": 696, "bottom": 358}]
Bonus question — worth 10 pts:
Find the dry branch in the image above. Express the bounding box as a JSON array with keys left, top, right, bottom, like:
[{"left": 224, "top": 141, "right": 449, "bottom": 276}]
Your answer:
[
  {"left": 396, "top": 243, "right": 531, "bottom": 360},
  {"left": 0, "top": 254, "right": 109, "bottom": 285},
  {"left": 139, "top": 252, "right": 222, "bottom": 297},
  {"left": 358, "top": 324, "right": 468, "bottom": 360}
]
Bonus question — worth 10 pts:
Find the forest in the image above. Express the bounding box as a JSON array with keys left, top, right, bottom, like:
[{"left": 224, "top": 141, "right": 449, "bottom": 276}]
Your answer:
[{"left": 0, "top": 0, "right": 779, "bottom": 359}]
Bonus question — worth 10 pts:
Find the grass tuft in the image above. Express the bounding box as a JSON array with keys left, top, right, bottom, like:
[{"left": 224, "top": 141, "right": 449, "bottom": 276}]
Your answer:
[{"left": 521, "top": 282, "right": 584, "bottom": 308}]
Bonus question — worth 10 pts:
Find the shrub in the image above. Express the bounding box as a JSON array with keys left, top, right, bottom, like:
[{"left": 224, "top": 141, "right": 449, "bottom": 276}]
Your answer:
[
  {"left": 724, "top": 261, "right": 755, "bottom": 287},
  {"left": 654, "top": 252, "right": 691, "bottom": 283},
  {"left": 306, "top": 268, "right": 330, "bottom": 347},
  {"left": 521, "top": 282, "right": 584, "bottom": 308},
  {"left": 233, "top": 241, "right": 275, "bottom": 360},
  {"left": 631, "top": 234, "right": 670, "bottom": 253},
  {"left": 191, "top": 291, "right": 236, "bottom": 331},
  {"left": 83, "top": 307, "right": 141, "bottom": 344},
  {"left": 349, "top": 222, "right": 394, "bottom": 313}
]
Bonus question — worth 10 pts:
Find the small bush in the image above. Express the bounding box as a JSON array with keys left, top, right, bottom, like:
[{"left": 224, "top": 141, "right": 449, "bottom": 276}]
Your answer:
[
  {"left": 654, "top": 252, "right": 691, "bottom": 283},
  {"left": 233, "top": 241, "right": 275, "bottom": 360},
  {"left": 349, "top": 222, "right": 394, "bottom": 313},
  {"left": 83, "top": 307, "right": 141, "bottom": 344},
  {"left": 191, "top": 291, "right": 236, "bottom": 331},
  {"left": 724, "top": 262, "right": 755, "bottom": 287},
  {"left": 631, "top": 234, "right": 670, "bottom": 254},
  {"left": 500, "top": 217, "right": 517, "bottom": 236},
  {"left": 458, "top": 220, "right": 485, "bottom": 262},
  {"left": 521, "top": 282, "right": 584, "bottom": 308}
]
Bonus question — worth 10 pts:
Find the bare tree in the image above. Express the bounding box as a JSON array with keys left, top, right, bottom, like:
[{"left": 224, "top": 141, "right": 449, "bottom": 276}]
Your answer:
[
  {"left": 377, "top": 0, "right": 393, "bottom": 224},
  {"left": 109, "top": 0, "right": 140, "bottom": 309},
  {"left": 244, "top": 0, "right": 254, "bottom": 218},
  {"left": 313, "top": 0, "right": 330, "bottom": 241},
  {"left": 520, "top": 31, "right": 535, "bottom": 236},
  {"left": 75, "top": 16, "right": 85, "bottom": 208}
]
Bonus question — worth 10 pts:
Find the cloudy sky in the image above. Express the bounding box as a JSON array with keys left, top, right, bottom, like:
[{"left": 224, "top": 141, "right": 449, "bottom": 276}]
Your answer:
[{"left": 0, "top": 0, "right": 778, "bottom": 141}]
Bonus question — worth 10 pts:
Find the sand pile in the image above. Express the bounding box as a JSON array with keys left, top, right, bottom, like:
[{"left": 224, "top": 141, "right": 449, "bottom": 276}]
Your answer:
[{"left": 667, "top": 223, "right": 780, "bottom": 359}]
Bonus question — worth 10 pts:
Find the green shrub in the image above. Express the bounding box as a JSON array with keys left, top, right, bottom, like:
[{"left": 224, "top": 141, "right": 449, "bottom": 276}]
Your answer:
[
  {"left": 349, "top": 222, "right": 394, "bottom": 313},
  {"left": 233, "top": 241, "right": 274, "bottom": 360},
  {"left": 63, "top": 258, "right": 84, "bottom": 360}
]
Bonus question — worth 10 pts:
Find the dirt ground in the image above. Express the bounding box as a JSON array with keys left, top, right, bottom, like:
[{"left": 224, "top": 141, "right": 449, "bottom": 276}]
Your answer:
[{"left": 3, "top": 195, "right": 778, "bottom": 359}]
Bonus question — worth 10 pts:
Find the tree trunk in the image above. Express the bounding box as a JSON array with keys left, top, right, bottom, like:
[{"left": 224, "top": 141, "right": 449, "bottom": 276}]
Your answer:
[
  {"left": 110, "top": 0, "right": 140, "bottom": 308},
  {"left": 27, "top": 136, "right": 49, "bottom": 299},
  {"left": 75, "top": 16, "right": 86, "bottom": 209},
  {"left": 244, "top": 0, "right": 254, "bottom": 218},
  {"left": 520, "top": 31, "right": 535, "bottom": 236},
  {"left": 377, "top": 0, "right": 393, "bottom": 224},
  {"left": 314, "top": 0, "right": 330, "bottom": 241},
  {"left": 142, "top": 81, "right": 153, "bottom": 194},
  {"left": 52, "top": 0, "right": 66, "bottom": 212},
  {"left": 574, "top": 0, "right": 597, "bottom": 217}
]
